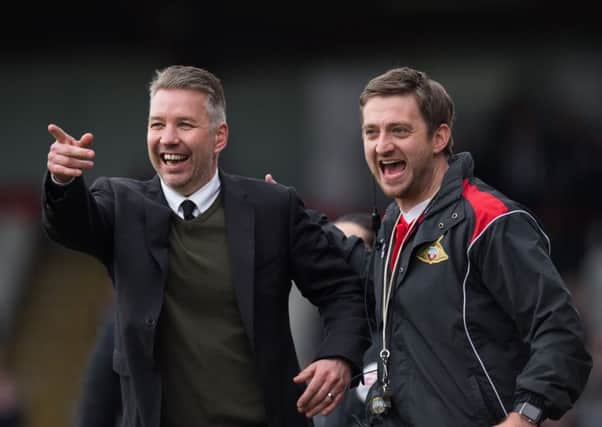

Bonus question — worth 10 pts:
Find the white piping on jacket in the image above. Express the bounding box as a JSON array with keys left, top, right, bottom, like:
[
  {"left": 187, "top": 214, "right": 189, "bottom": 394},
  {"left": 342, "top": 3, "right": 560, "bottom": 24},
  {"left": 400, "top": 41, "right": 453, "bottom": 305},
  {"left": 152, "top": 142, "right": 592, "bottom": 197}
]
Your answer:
[{"left": 462, "top": 209, "right": 549, "bottom": 417}]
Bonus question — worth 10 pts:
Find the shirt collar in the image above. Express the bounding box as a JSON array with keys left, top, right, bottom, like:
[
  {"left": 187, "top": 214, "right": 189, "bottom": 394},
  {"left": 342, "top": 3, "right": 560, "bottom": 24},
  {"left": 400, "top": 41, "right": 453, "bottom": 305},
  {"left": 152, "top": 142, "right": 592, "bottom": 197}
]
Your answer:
[
  {"left": 159, "top": 170, "right": 221, "bottom": 219},
  {"left": 401, "top": 196, "right": 432, "bottom": 224}
]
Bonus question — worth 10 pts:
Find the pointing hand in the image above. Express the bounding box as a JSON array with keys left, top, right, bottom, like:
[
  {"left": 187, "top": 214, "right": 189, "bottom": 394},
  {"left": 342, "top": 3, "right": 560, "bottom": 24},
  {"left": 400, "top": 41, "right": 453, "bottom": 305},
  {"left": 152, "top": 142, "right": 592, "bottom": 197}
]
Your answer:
[{"left": 47, "top": 123, "right": 95, "bottom": 184}]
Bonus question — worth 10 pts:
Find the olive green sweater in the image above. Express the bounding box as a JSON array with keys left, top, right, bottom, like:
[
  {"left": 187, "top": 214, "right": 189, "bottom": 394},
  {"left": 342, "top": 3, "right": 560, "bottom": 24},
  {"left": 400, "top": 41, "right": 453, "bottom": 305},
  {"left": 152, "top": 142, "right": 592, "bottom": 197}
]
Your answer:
[{"left": 158, "top": 197, "right": 266, "bottom": 426}]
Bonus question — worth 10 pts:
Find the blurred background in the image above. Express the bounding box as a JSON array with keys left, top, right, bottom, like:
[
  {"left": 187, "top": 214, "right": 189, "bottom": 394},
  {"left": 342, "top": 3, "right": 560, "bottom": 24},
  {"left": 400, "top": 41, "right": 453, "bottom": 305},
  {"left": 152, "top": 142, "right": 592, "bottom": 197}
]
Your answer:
[{"left": 1, "top": 1, "right": 600, "bottom": 426}]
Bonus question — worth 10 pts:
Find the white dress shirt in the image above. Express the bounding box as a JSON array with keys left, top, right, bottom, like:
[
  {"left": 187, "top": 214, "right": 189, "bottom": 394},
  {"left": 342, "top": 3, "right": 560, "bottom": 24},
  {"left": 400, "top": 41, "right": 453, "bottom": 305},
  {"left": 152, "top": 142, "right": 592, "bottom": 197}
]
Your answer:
[{"left": 160, "top": 170, "right": 221, "bottom": 219}]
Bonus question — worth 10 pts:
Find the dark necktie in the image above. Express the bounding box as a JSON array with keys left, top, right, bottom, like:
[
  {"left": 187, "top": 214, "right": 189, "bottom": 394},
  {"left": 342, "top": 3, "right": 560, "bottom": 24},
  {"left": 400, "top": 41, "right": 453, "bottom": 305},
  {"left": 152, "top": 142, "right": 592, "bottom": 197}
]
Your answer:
[{"left": 181, "top": 199, "right": 196, "bottom": 220}]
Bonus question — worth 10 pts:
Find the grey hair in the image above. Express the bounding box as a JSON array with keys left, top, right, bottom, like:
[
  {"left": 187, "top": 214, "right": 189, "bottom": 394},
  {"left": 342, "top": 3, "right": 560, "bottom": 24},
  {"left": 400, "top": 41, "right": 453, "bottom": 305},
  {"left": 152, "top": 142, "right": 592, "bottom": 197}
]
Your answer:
[{"left": 149, "top": 65, "right": 226, "bottom": 128}]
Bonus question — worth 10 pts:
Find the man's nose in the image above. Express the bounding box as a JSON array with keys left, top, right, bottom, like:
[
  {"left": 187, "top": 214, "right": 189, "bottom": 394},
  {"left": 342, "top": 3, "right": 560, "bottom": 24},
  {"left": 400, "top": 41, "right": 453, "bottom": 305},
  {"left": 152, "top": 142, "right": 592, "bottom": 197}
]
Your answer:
[
  {"left": 374, "top": 134, "right": 393, "bottom": 154},
  {"left": 160, "top": 126, "right": 180, "bottom": 144}
]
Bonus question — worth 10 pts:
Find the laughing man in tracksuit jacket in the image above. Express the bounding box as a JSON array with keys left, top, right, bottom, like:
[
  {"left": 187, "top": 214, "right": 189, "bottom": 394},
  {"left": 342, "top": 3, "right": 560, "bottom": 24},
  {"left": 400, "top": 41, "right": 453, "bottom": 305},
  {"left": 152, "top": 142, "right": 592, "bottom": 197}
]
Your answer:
[{"left": 326, "top": 67, "right": 592, "bottom": 426}]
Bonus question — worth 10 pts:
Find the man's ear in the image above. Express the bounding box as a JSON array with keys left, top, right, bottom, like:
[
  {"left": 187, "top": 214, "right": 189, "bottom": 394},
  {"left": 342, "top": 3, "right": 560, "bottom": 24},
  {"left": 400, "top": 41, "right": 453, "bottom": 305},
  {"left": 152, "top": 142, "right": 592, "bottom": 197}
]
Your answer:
[
  {"left": 214, "top": 122, "right": 228, "bottom": 153},
  {"left": 432, "top": 124, "right": 451, "bottom": 154}
]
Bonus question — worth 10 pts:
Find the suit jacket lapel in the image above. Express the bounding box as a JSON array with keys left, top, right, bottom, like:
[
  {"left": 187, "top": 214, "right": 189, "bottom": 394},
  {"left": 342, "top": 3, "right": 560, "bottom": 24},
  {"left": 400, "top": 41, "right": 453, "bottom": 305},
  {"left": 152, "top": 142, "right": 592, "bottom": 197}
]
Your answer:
[
  {"left": 221, "top": 171, "right": 256, "bottom": 350},
  {"left": 144, "top": 175, "right": 171, "bottom": 279}
]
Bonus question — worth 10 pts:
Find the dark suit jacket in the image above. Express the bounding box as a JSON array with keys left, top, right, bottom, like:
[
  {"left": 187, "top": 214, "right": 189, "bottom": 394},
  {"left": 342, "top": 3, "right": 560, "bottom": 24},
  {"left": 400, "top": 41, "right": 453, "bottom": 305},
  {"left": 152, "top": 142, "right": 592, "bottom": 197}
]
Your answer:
[{"left": 42, "top": 171, "right": 369, "bottom": 427}]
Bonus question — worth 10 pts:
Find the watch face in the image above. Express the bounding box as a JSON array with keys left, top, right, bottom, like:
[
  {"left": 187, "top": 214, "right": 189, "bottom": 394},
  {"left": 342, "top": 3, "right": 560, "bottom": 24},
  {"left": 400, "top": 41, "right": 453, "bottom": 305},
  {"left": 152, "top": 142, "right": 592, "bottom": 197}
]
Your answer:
[{"left": 518, "top": 402, "right": 542, "bottom": 422}]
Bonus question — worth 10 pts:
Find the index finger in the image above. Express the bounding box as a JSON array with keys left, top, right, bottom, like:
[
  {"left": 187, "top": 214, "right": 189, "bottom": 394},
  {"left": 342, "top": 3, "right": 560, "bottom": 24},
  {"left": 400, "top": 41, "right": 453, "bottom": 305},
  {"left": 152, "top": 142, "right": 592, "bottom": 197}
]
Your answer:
[
  {"left": 264, "top": 173, "right": 278, "bottom": 184},
  {"left": 48, "top": 123, "right": 76, "bottom": 145}
]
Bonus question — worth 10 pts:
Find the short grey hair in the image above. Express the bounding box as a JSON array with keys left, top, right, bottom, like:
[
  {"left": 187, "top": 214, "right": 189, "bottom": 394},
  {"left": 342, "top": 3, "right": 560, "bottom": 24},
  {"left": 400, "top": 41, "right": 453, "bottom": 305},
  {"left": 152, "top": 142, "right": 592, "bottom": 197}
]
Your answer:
[{"left": 149, "top": 65, "right": 226, "bottom": 127}]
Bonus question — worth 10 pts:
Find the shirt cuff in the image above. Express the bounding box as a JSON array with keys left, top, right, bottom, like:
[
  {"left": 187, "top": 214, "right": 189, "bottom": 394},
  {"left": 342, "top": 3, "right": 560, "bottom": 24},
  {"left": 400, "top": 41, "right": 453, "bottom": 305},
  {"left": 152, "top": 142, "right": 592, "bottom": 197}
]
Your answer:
[{"left": 50, "top": 174, "right": 75, "bottom": 186}]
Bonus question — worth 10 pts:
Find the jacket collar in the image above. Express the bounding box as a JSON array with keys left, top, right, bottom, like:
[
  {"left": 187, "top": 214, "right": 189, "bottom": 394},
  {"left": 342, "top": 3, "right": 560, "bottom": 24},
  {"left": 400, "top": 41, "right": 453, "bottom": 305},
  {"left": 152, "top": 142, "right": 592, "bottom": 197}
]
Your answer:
[{"left": 427, "top": 152, "right": 473, "bottom": 217}]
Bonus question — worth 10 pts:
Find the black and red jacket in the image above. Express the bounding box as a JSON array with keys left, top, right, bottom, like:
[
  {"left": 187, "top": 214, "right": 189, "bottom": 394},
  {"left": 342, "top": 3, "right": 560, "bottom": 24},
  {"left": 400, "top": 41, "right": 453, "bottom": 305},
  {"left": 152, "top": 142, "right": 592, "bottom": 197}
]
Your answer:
[{"left": 337, "top": 152, "right": 591, "bottom": 426}]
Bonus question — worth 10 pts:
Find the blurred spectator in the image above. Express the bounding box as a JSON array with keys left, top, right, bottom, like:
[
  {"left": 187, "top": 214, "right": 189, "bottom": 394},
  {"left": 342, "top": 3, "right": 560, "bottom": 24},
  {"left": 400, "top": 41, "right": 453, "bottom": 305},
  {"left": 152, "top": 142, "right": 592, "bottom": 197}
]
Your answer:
[
  {"left": 0, "top": 353, "right": 23, "bottom": 427},
  {"left": 74, "top": 308, "right": 121, "bottom": 427},
  {"left": 574, "top": 221, "right": 602, "bottom": 427},
  {"left": 289, "top": 211, "right": 376, "bottom": 369},
  {"left": 331, "top": 213, "right": 375, "bottom": 249}
]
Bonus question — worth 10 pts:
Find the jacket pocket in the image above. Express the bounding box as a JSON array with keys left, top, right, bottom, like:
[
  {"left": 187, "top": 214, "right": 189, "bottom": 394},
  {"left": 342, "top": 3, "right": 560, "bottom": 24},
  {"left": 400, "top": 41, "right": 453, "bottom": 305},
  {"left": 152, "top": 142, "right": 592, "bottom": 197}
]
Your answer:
[{"left": 467, "top": 375, "right": 490, "bottom": 425}]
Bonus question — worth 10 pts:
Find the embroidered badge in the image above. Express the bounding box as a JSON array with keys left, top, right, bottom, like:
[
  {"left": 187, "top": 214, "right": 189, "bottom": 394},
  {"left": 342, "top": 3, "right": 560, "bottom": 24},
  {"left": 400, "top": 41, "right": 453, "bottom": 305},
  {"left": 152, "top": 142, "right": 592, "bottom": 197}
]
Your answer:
[{"left": 416, "top": 235, "right": 449, "bottom": 264}]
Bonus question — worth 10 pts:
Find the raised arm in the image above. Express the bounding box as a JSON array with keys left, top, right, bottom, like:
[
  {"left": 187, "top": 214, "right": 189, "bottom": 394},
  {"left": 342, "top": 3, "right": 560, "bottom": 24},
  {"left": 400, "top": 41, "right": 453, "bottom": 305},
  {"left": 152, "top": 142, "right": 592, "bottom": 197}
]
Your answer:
[{"left": 42, "top": 124, "right": 114, "bottom": 264}]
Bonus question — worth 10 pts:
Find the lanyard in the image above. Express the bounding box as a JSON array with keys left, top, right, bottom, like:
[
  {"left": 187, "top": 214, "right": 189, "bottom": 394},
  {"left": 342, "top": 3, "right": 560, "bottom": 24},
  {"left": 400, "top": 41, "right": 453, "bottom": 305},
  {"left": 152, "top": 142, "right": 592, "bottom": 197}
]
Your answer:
[
  {"left": 378, "top": 198, "right": 433, "bottom": 391},
  {"left": 379, "top": 211, "right": 419, "bottom": 391}
]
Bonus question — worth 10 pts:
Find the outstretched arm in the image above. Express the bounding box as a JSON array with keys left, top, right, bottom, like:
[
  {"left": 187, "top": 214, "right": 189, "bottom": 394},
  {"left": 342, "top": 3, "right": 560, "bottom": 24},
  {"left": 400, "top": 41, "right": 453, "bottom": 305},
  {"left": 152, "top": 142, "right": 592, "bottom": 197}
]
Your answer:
[{"left": 43, "top": 124, "right": 114, "bottom": 264}]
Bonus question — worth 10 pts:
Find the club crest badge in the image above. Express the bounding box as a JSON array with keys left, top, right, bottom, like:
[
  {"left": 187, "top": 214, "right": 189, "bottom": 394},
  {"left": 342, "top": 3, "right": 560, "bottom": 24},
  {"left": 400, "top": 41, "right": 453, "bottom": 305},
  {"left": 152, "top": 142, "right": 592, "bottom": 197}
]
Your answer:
[{"left": 416, "top": 235, "right": 449, "bottom": 264}]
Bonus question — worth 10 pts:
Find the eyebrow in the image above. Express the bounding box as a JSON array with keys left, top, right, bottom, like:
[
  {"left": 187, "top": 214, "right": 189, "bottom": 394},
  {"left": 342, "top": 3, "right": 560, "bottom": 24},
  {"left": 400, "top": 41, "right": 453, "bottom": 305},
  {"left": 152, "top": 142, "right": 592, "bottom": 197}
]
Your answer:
[
  {"left": 148, "top": 115, "right": 197, "bottom": 122},
  {"left": 363, "top": 121, "right": 410, "bottom": 129}
]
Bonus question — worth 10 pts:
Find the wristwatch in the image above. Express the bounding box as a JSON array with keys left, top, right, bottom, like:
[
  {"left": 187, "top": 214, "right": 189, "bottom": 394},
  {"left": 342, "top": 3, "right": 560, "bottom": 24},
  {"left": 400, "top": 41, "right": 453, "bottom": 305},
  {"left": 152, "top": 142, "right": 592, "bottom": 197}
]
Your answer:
[{"left": 514, "top": 401, "right": 543, "bottom": 425}]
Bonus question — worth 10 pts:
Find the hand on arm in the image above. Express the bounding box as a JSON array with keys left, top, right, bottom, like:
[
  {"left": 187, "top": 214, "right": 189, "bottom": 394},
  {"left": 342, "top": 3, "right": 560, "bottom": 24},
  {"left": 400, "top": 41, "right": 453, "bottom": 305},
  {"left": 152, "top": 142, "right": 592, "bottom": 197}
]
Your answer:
[
  {"left": 47, "top": 123, "right": 95, "bottom": 184},
  {"left": 293, "top": 358, "right": 351, "bottom": 418}
]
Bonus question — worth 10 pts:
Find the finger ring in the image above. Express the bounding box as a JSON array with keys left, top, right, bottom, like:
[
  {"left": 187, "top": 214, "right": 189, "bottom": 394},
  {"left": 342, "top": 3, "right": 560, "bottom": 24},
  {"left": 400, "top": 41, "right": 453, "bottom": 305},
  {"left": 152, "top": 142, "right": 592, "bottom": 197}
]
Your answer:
[{"left": 327, "top": 392, "right": 335, "bottom": 401}]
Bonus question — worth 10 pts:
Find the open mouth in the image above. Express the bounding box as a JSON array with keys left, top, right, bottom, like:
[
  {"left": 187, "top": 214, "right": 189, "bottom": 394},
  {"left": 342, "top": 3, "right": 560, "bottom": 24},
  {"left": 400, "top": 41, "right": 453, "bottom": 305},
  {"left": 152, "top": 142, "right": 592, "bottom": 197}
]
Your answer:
[
  {"left": 379, "top": 159, "right": 406, "bottom": 180},
  {"left": 161, "top": 153, "right": 189, "bottom": 165}
]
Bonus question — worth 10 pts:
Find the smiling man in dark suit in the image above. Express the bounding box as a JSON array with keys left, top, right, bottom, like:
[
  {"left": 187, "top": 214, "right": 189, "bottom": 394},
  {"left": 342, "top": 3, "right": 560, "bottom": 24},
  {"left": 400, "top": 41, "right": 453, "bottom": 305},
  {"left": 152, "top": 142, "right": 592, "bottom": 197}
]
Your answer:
[{"left": 42, "top": 65, "right": 369, "bottom": 427}]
